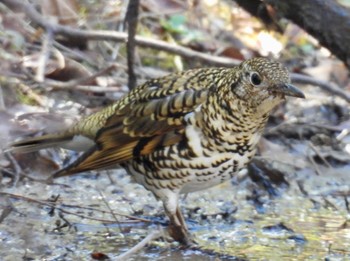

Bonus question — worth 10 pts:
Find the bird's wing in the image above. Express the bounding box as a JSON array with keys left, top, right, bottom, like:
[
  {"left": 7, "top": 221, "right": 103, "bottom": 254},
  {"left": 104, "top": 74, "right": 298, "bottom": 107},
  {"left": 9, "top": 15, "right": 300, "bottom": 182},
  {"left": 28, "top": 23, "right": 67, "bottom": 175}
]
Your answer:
[{"left": 54, "top": 69, "right": 220, "bottom": 177}]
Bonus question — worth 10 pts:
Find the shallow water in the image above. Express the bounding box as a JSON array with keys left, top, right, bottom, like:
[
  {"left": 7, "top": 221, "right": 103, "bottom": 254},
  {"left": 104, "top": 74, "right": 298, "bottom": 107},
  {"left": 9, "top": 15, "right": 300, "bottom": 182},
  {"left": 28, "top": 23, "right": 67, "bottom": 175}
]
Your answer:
[{"left": 1, "top": 164, "right": 350, "bottom": 260}]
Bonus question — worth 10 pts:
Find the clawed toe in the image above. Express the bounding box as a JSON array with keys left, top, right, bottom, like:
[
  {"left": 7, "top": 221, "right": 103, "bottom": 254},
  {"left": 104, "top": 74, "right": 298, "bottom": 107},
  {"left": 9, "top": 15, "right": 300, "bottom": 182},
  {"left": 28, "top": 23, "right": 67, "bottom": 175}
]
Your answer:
[{"left": 168, "top": 223, "right": 197, "bottom": 246}]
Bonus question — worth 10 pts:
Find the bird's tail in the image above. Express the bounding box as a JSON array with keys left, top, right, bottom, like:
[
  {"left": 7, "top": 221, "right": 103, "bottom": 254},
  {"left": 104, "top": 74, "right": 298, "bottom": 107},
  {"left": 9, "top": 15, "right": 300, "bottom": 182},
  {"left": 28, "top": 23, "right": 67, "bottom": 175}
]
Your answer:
[
  {"left": 7, "top": 133, "right": 74, "bottom": 153},
  {"left": 51, "top": 144, "right": 98, "bottom": 178}
]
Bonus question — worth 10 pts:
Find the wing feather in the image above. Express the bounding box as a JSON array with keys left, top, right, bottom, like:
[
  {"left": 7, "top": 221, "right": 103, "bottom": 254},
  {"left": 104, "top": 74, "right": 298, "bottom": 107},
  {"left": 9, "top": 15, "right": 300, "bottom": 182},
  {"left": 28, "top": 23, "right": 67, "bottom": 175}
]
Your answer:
[{"left": 53, "top": 68, "right": 224, "bottom": 177}]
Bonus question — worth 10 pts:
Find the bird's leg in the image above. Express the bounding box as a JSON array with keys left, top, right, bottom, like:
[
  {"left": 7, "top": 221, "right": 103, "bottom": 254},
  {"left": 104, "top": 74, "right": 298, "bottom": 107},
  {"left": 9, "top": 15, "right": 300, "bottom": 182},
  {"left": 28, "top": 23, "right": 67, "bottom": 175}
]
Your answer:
[
  {"left": 163, "top": 197, "right": 195, "bottom": 246},
  {"left": 175, "top": 206, "right": 188, "bottom": 231},
  {"left": 167, "top": 209, "right": 194, "bottom": 246}
]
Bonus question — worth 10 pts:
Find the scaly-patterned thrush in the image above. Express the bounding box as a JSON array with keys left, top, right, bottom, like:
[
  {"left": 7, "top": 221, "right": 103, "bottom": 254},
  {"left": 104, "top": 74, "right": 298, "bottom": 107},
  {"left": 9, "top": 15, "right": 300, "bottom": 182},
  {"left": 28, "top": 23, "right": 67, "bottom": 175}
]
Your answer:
[{"left": 10, "top": 57, "right": 305, "bottom": 245}]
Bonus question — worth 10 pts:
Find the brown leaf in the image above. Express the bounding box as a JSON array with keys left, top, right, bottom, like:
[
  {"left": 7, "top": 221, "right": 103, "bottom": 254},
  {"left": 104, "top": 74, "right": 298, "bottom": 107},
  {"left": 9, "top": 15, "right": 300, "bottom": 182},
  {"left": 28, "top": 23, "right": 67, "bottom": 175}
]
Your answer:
[
  {"left": 91, "top": 252, "right": 110, "bottom": 260},
  {"left": 46, "top": 58, "right": 93, "bottom": 83},
  {"left": 22, "top": 53, "right": 93, "bottom": 83},
  {"left": 220, "top": 46, "right": 245, "bottom": 60}
]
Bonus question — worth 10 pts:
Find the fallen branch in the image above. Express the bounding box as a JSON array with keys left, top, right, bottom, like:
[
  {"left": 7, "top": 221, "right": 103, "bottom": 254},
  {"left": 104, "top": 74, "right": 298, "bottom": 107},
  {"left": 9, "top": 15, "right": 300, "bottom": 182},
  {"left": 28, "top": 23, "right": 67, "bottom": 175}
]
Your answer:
[{"left": 115, "top": 229, "right": 163, "bottom": 261}]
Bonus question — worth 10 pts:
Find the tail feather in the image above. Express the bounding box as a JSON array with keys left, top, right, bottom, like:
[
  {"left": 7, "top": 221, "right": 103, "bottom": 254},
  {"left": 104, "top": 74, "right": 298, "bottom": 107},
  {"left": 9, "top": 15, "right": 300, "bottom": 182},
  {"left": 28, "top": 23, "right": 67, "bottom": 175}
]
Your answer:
[
  {"left": 52, "top": 145, "right": 98, "bottom": 178},
  {"left": 8, "top": 134, "right": 74, "bottom": 153}
]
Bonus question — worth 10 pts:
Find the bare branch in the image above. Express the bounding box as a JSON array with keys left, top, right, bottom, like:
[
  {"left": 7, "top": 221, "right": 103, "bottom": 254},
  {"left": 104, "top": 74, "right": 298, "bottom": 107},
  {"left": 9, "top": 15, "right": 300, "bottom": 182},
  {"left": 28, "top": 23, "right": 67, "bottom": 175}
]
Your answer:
[
  {"left": 115, "top": 229, "right": 163, "bottom": 261},
  {"left": 35, "top": 30, "right": 54, "bottom": 82},
  {"left": 291, "top": 73, "right": 350, "bottom": 103},
  {"left": 125, "top": 0, "right": 140, "bottom": 90}
]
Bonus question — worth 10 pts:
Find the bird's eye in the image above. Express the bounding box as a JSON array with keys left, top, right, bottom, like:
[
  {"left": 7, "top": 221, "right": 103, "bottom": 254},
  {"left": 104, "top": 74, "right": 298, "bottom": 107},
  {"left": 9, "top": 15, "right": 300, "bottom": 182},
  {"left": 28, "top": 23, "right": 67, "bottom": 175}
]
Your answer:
[{"left": 250, "top": 72, "right": 262, "bottom": 86}]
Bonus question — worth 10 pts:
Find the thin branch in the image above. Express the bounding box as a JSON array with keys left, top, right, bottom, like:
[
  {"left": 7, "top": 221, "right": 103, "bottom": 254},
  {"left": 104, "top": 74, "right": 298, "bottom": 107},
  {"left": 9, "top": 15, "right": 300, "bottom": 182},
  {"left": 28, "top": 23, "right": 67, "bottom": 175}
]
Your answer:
[
  {"left": 35, "top": 30, "right": 53, "bottom": 82},
  {"left": 0, "top": 197, "right": 14, "bottom": 223},
  {"left": 111, "top": 0, "right": 129, "bottom": 60},
  {"left": 115, "top": 229, "right": 163, "bottom": 261},
  {"left": 5, "top": 152, "right": 23, "bottom": 187},
  {"left": 60, "top": 203, "right": 152, "bottom": 223},
  {"left": 98, "top": 190, "right": 127, "bottom": 243},
  {"left": 125, "top": 0, "right": 139, "bottom": 90},
  {"left": 291, "top": 73, "right": 350, "bottom": 103},
  {"left": 66, "top": 85, "right": 126, "bottom": 93},
  {"left": 0, "top": 192, "right": 153, "bottom": 224},
  {"left": 307, "top": 152, "right": 322, "bottom": 176},
  {"left": 308, "top": 142, "right": 332, "bottom": 168},
  {"left": 15, "top": 82, "right": 48, "bottom": 106},
  {"left": 0, "top": 84, "right": 5, "bottom": 111}
]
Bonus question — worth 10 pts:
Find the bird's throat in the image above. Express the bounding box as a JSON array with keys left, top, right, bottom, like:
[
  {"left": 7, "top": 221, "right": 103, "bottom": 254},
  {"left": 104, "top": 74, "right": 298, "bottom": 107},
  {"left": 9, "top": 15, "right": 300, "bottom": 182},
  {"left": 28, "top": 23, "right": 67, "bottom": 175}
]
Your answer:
[{"left": 255, "top": 96, "right": 284, "bottom": 119}]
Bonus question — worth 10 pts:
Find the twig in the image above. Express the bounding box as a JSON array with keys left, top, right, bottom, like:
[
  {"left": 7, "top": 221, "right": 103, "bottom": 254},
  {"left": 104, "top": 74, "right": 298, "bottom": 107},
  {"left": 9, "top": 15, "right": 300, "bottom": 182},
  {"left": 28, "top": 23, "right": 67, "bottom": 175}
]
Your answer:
[
  {"left": 0, "top": 197, "right": 14, "bottom": 223},
  {"left": 0, "top": 84, "right": 5, "bottom": 111},
  {"left": 115, "top": 229, "right": 163, "bottom": 261},
  {"left": 67, "top": 85, "right": 126, "bottom": 93},
  {"left": 291, "top": 73, "right": 350, "bottom": 103},
  {"left": 0, "top": 192, "right": 152, "bottom": 224},
  {"left": 53, "top": 41, "right": 96, "bottom": 66},
  {"left": 15, "top": 82, "right": 48, "bottom": 106},
  {"left": 5, "top": 152, "right": 23, "bottom": 186},
  {"left": 306, "top": 122, "right": 346, "bottom": 132},
  {"left": 18, "top": 172, "right": 67, "bottom": 186},
  {"left": 35, "top": 30, "right": 53, "bottom": 82},
  {"left": 307, "top": 152, "right": 322, "bottom": 176},
  {"left": 308, "top": 142, "right": 332, "bottom": 168},
  {"left": 98, "top": 190, "right": 120, "bottom": 223},
  {"left": 345, "top": 196, "right": 350, "bottom": 213},
  {"left": 98, "top": 190, "right": 126, "bottom": 243},
  {"left": 60, "top": 203, "right": 153, "bottom": 223},
  {"left": 125, "top": 0, "right": 139, "bottom": 90},
  {"left": 56, "top": 211, "right": 74, "bottom": 231},
  {"left": 111, "top": 0, "right": 129, "bottom": 60},
  {"left": 0, "top": 168, "right": 16, "bottom": 179}
]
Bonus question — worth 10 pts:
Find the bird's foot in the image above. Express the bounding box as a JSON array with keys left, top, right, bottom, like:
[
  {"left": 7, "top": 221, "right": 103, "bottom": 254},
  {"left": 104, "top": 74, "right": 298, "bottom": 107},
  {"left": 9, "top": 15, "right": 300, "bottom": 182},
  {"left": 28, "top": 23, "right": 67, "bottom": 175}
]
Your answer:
[{"left": 168, "top": 223, "right": 197, "bottom": 247}]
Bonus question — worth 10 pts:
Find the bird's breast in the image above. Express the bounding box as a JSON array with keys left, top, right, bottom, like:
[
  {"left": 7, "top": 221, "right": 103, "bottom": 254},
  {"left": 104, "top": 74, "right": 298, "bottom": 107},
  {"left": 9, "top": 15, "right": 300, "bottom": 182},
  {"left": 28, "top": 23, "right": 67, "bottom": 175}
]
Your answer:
[{"left": 126, "top": 123, "right": 259, "bottom": 195}]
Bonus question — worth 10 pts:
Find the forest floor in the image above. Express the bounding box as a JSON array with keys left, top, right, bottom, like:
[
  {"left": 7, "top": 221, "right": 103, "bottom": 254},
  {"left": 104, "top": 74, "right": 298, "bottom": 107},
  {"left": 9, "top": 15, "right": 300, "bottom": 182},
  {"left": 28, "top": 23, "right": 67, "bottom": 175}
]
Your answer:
[{"left": 1, "top": 1, "right": 350, "bottom": 260}]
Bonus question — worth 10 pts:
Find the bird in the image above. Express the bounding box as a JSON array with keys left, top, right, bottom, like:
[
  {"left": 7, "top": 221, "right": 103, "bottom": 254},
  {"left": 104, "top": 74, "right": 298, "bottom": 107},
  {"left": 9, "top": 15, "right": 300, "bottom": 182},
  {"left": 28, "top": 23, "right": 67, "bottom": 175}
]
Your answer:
[{"left": 9, "top": 57, "right": 305, "bottom": 245}]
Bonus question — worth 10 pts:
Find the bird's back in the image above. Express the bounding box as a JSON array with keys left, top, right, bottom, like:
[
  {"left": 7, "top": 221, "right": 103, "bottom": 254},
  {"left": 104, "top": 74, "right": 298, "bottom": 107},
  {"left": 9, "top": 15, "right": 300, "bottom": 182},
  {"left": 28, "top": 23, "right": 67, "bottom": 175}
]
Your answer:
[{"left": 53, "top": 67, "right": 238, "bottom": 177}]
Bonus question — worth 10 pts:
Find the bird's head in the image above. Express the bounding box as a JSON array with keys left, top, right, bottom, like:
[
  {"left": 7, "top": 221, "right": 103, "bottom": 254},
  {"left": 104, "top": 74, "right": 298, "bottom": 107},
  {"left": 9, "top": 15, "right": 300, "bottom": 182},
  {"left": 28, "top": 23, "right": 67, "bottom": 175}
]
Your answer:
[{"left": 225, "top": 57, "right": 305, "bottom": 116}]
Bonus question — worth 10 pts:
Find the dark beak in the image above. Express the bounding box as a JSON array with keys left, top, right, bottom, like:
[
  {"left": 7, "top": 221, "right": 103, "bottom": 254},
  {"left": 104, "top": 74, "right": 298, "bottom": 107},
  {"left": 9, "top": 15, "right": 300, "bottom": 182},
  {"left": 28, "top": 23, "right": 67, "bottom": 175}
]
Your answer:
[{"left": 277, "top": 83, "right": 305, "bottom": 98}]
